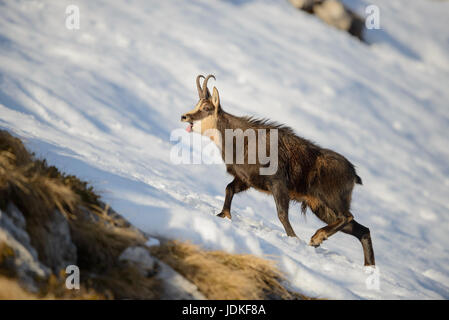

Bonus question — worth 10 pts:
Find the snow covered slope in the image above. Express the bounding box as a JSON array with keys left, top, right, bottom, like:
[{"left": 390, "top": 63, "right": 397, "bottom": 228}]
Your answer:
[{"left": 1, "top": 0, "right": 448, "bottom": 299}]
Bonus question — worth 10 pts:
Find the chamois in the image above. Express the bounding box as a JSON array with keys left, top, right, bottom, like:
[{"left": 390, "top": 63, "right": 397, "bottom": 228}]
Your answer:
[{"left": 181, "top": 74, "right": 375, "bottom": 266}]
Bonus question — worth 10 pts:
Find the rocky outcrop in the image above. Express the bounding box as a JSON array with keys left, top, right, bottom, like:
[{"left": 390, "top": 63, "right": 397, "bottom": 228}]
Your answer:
[
  {"left": 27, "top": 208, "right": 77, "bottom": 274},
  {"left": 118, "top": 245, "right": 205, "bottom": 299},
  {"left": 0, "top": 204, "right": 50, "bottom": 292},
  {"left": 314, "top": 0, "right": 352, "bottom": 31},
  {"left": 289, "top": 0, "right": 365, "bottom": 40},
  {"left": 0, "top": 200, "right": 205, "bottom": 299},
  {"left": 288, "top": 0, "right": 316, "bottom": 13},
  {"left": 119, "top": 246, "right": 157, "bottom": 277},
  {"left": 154, "top": 258, "right": 206, "bottom": 300}
]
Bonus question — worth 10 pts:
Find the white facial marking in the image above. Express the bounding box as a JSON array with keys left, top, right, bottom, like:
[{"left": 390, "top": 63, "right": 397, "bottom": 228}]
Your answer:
[{"left": 192, "top": 120, "right": 201, "bottom": 133}]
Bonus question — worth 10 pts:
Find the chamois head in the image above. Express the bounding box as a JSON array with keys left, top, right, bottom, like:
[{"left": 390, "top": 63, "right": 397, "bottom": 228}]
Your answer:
[{"left": 181, "top": 74, "right": 221, "bottom": 134}]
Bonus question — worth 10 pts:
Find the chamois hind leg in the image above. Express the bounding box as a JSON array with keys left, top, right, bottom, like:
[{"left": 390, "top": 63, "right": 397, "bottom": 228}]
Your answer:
[
  {"left": 217, "top": 177, "right": 249, "bottom": 219},
  {"left": 272, "top": 180, "right": 297, "bottom": 237},
  {"left": 341, "top": 220, "right": 376, "bottom": 266}
]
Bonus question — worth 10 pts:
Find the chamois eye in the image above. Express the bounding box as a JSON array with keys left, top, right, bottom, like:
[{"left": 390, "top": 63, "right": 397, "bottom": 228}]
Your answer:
[{"left": 202, "top": 104, "right": 214, "bottom": 111}]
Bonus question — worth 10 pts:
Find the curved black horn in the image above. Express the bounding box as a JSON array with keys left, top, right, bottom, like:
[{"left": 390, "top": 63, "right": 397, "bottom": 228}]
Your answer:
[
  {"left": 196, "top": 75, "right": 205, "bottom": 98},
  {"left": 202, "top": 74, "right": 216, "bottom": 99}
]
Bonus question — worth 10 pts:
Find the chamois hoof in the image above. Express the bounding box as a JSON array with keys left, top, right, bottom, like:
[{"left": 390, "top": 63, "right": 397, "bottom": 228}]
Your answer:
[
  {"left": 217, "top": 211, "right": 231, "bottom": 219},
  {"left": 309, "top": 229, "right": 328, "bottom": 247}
]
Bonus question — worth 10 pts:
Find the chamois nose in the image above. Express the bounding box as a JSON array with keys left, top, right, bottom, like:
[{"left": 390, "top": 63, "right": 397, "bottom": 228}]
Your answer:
[{"left": 181, "top": 115, "right": 187, "bottom": 121}]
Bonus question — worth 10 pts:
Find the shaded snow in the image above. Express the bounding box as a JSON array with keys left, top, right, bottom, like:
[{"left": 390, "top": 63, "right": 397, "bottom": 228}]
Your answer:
[{"left": 1, "top": 0, "right": 449, "bottom": 299}]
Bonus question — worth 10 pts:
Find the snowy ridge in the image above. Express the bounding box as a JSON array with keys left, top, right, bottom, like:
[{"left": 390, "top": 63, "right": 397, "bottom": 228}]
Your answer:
[{"left": 1, "top": 0, "right": 448, "bottom": 299}]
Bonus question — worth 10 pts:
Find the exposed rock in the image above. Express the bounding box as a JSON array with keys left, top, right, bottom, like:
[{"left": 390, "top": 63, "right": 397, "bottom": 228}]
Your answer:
[
  {"left": 119, "top": 246, "right": 156, "bottom": 276},
  {"left": 288, "top": 0, "right": 317, "bottom": 12},
  {"left": 3, "top": 203, "right": 31, "bottom": 250},
  {"left": 27, "top": 209, "right": 77, "bottom": 274},
  {"left": 346, "top": 8, "right": 365, "bottom": 41},
  {"left": 118, "top": 246, "right": 205, "bottom": 299},
  {"left": 314, "top": 0, "right": 351, "bottom": 31},
  {"left": 154, "top": 258, "right": 206, "bottom": 300},
  {"left": 289, "top": 0, "right": 365, "bottom": 41},
  {"left": 5, "top": 203, "right": 27, "bottom": 230},
  {"left": 0, "top": 206, "right": 50, "bottom": 292}
]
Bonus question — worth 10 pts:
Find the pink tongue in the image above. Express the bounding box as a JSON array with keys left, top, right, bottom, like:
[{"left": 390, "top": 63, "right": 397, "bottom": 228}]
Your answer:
[{"left": 186, "top": 124, "right": 192, "bottom": 132}]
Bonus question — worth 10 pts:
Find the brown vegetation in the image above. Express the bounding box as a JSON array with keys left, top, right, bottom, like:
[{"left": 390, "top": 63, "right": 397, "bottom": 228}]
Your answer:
[{"left": 151, "top": 241, "right": 313, "bottom": 300}]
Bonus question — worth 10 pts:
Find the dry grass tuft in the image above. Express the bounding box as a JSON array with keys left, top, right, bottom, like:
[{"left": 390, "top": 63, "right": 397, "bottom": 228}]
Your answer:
[
  {"left": 0, "top": 153, "right": 79, "bottom": 221},
  {"left": 70, "top": 217, "right": 146, "bottom": 272},
  {"left": 0, "top": 242, "right": 16, "bottom": 279},
  {"left": 85, "top": 265, "right": 161, "bottom": 300},
  {"left": 0, "top": 130, "right": 100, "bottom": 219},
  {"left": 0, "top": 276, "right": 37, "bottom": 300},
  {"left": 0, "top": 242, "right": 15, "bottom": 265},
  {"left": 150, "top": 241, "right": 311, "bottom": 300},
  {"left": 38, "top": 272, "right": 105, "bottom": 300},
  {"left": 0, "top": 273, "right": 105, "bottom": 300},
  {"left": 0, "top": 131, "right": 32, "bottom": 167}
]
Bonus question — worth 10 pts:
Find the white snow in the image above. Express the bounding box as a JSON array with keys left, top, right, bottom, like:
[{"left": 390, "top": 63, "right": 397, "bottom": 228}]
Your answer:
[
  {"left": 146, "top": 237, "right": 160, "bottom": 247},
  {"left": 1, "top": 0, "right": 449, "bottom": 299}
]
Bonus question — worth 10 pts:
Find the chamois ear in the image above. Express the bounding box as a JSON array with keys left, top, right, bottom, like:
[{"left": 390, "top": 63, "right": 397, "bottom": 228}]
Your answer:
[{"left": 212, "top": 87, "right": 220, "bottom": 111}]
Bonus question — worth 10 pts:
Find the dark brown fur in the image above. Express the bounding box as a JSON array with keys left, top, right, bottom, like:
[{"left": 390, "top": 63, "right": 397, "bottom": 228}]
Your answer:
[{"left": 182, "top": 75, "right": 375, "bottom": 266}]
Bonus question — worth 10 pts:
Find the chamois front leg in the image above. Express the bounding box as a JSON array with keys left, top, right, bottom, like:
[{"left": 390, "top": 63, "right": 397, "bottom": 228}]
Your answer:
[
  {"left": 217, "top": 177, "right": 249, "bottom": 219},
  {"left": 271, "top": 180, "right": 297, "bottom": 237}
]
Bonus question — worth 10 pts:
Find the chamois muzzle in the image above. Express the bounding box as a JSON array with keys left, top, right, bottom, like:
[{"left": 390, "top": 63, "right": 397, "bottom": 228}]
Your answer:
[
  {"left": 181, "top": 113, "right": 193, "bottom": 132},
  {"left": 181, "top": 114, "right": 192, "bottom": 122}
]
